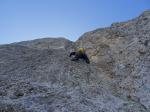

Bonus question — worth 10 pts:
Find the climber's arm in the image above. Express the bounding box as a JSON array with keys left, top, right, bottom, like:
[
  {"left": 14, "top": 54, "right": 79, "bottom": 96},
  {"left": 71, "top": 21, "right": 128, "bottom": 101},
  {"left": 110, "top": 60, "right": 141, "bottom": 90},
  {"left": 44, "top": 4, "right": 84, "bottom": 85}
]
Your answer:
[{"left": 69, "top": 52, "right": 76, "bottom": 57}]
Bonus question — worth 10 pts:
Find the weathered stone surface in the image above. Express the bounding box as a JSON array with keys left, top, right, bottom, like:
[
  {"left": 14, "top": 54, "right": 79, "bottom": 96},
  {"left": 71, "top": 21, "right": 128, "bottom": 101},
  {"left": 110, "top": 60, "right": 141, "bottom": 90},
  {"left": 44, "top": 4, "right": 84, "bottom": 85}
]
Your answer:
[
  {"left": 14, "top": 37, "right": 75, "bottom": 51},
  {"left": 76, "top": 10, "right": 150, "bottom": 111},
  {"left": 0, "top": 10, "right": 150, "bottom": 112}
]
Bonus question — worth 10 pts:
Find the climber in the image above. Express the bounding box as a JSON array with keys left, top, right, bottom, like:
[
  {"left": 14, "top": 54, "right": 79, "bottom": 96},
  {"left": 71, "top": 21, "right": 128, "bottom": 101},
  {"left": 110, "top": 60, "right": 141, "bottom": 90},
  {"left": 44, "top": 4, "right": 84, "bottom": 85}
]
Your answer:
[{"left": 69, "top": 48, "right": 90, "bottom": 64}]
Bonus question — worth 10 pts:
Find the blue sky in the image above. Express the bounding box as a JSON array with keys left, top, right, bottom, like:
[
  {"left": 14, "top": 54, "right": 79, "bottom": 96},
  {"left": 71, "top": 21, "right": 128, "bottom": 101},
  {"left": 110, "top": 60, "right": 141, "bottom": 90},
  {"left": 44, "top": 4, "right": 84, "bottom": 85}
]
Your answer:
[{"left": 0, "top": 0, "right": 149, "bottom": 44}]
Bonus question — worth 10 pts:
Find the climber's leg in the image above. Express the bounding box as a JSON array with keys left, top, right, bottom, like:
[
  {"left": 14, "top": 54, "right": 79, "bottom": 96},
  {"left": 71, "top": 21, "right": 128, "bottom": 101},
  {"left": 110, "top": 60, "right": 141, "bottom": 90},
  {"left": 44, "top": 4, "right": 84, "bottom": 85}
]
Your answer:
[{"left": 82, "top": 54, "right": 90, "bottom": 64}]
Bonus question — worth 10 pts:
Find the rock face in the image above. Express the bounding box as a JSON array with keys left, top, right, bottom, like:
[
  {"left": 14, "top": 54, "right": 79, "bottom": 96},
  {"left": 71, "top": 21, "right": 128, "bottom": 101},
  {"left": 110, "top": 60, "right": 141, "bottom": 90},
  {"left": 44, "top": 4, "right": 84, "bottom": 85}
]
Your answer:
[
  {"left": 76, "top": 10, "right": 150, "bottom": 111},
  {"left": 14, "top": 37, "right": 74, "bottom": 50},
  {"left": 0, "top": 10, "right": 150, "bottom": 112}
]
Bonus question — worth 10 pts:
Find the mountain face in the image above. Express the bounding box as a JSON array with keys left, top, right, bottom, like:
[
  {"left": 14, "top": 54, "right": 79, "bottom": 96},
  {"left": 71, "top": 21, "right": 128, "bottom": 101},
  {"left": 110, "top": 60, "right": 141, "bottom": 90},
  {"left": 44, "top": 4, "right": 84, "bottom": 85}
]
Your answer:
[{"left": 0, "top": 10, "right": 150, "bottom": 112}]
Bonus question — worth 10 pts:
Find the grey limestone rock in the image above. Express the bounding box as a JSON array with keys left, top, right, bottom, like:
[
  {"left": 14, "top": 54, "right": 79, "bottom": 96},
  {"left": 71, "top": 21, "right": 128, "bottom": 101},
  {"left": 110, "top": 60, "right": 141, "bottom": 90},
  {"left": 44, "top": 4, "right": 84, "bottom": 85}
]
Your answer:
[{"left": 0, "top": 10, "right": 150, "bottom": 112}]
